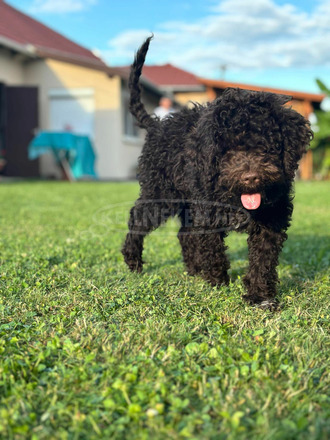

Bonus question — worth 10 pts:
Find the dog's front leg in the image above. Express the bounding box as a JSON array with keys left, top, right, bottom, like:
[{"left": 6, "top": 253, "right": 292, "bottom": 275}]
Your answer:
[
  {"left": 243, "top": 225, "right": 287, "bottom": 308},
  {"left": 122, "top": 198, "right": 174, "bottom": 272}
]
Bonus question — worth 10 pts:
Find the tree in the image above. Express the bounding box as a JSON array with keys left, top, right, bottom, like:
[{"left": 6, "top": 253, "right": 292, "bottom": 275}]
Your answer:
[{"left": 311, "top": 79, "right": 330, "bottom": 178}]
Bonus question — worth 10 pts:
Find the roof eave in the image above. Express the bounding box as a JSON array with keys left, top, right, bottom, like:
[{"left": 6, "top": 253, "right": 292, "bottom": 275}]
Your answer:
[
  {"left": 108, "top": 68, "right": 163, "bottom": 95},
  {"left": 159, "top": 84, "right": 206, "bottom": 93},
  {"left": 0, "top": 35, "right": 38, "bottom": 58},
  {"left": 0, "top": 35, "right": 108, "bottom": 71},
  {"left": 199, "top": 78, "right": 325, "bottom": 103},
  {"left": 35, "top": 48, "right": 108, "bottom": 72},
  {"left": 107, "top": 66, "right": 204, "bottom": 93}
]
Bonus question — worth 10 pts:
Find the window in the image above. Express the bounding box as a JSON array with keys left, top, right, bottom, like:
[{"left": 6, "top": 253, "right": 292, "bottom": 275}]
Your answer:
[
  {"left": 49, "top": 88, "right": 95, "bottom": 138},
  {"left": 122, "top": 84, "right": 139, "bottom": 138}
]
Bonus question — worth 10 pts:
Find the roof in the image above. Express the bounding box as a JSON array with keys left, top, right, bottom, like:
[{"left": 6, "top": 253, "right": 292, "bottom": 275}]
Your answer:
[
  {"left": 114, "top": 62, "right": 324, "bottom": 103},
  {"left": 0, "top": 0, "right": 106, "bottom": 70},
  {"left": 142, "top": 64, "right": 202, "bottom": 89},
  {"left": 200, "top": 78, "right": 325, "bottom": 104},
  {"left": 115, "top": 63, "right": 204, "bottom": 91}
]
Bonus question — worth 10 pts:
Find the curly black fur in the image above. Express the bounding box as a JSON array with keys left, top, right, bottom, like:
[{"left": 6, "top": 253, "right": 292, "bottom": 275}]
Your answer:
[{"left": 122, "top": 37, "right": 313, "bottom": 309}]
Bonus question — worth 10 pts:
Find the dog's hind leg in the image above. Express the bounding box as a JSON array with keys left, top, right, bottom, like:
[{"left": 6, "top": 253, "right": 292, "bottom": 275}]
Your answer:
[
  {"left": 122, "top": 197, "right": 173, "bottom": 272},
  {"left": 178, "top": 208, "right": 230, "bottom": 285}
]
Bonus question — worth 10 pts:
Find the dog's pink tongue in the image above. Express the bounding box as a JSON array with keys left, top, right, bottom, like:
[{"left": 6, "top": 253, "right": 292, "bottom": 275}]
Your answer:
[{"left": 241, "top": 193, "right": 261, "bottom": 210}]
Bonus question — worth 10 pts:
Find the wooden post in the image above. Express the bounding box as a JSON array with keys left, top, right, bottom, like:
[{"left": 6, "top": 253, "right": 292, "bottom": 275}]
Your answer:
[
  {"left": 206, "top": 86, "right": 217, "bottom": 102},
  {"left": 291, "top": 100, "right": 314, "bottom": 180},
  {"left": 299, "top": 149, "right": 313, "bottom": 180}
]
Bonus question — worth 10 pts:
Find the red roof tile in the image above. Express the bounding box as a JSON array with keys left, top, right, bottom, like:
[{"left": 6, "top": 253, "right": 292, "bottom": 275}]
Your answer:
[
  {"left": 0, "top": 1, "right": 106, "bottom": 69},
  {"left": 142, "top": 64, "right": 201, "bottom": 87},
  {"left": 117, "top": 63, "right": 202, "bottom": 89}
]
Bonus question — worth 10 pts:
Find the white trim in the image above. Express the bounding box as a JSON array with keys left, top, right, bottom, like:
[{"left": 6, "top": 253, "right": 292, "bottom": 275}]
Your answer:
[
  {"left": 49, "top": 89, "right": 95, "bottom": 139},
  {"left": 0, "top": 36, "right": 37, "bottom": 57},
  {"left": 122, "top": 136, "right": 144, "bottom": 146},
  {"left": 48, "top": 88, "right": 95, "bottom": 98},
  {"left": 160, "top": 85, "right": 206, "bottom": 92}
]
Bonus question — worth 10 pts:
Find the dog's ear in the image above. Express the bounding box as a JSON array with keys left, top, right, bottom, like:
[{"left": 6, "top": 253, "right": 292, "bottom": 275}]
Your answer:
[
  {"left": 281, "top": 109, "right": 313, "bottom": 180},
  {"left": 262, "top": 93, "right": 312, "bottom": 179},
  {"left": 263, "top": 92, "right": 292, "bottom": 106}
]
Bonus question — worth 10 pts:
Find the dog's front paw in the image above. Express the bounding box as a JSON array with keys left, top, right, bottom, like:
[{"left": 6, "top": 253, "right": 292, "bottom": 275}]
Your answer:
[
  {"left": 122, "top": 244, "right": 144, "bottom": 273},
  {"left": 125, "top": 259, "right": 143, "bottom": 273}
]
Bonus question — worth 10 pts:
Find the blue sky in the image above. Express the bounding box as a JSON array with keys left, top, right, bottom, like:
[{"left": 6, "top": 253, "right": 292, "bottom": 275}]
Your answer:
[{"left": 6, "top": 0, "right": 330, "bottom": 93}]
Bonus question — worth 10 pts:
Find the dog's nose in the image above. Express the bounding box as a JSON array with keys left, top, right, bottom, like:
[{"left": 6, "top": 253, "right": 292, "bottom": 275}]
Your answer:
[{"left": 242, "top": 172, "right": 260, "bottom": 186}]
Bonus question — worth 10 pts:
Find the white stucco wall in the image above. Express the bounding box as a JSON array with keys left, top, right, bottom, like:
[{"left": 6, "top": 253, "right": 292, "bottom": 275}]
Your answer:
[
  {"left": 24, "top": 59, "right": 125, "bottom": 179},
  {"left": 120, "top": 137, "right": 144, "bottom": 179},
  {"left": 0, "top": 49, "right": 25, "bottom": 84}
]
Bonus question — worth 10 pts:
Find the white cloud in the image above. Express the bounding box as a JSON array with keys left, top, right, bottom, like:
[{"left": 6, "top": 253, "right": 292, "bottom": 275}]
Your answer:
[
  {"left": 30, "top": 0, "right": 97, "bottom": 14},
  {"left": 104, "top": 0, "right": 330, "bottom": 77}
]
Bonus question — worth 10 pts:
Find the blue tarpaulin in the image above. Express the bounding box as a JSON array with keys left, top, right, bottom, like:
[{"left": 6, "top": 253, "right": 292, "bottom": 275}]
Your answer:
[{"left": 28, "top": 132, "right": 98, "bottom": 180}]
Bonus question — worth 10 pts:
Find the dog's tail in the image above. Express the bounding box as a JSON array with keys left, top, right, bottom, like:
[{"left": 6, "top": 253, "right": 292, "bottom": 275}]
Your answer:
[{"left": 129, "top": 36, "right": 157, "bottom": 130}]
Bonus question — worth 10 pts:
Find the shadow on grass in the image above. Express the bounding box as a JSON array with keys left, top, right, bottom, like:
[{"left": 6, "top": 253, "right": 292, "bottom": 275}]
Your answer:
[
  {"left": 232, "top": 233, "right": 329, "bottom": 298},
  {"left": 137, "top": 232, "right": 329, "bottom": 302},
  {"left": 141, "top": 232, "right": 328, "bottom": 271}
]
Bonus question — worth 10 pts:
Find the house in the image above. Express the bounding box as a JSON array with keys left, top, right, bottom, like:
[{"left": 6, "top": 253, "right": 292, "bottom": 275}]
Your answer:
[
  {"left": 0, "top": 0, "right": 324, "bottom": 180},
  {"left": 0, "top": 0, "right": 160, "bottom": 180}
]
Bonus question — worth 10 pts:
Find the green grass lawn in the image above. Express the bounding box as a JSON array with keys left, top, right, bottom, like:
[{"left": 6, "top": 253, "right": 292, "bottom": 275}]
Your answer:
[{"left": 0, "top": 181, "right": 329, "bottom": 440}]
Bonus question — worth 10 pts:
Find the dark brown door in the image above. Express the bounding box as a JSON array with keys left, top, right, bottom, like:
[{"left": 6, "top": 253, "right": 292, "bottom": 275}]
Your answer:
[{"left": 4, "top": 86, "right": 39, "bottom": 177}]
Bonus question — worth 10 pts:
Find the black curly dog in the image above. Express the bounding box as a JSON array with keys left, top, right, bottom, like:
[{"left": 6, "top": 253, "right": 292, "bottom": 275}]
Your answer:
[{"left": 122, "top": 37, "right": 312, "bottom": 308}]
